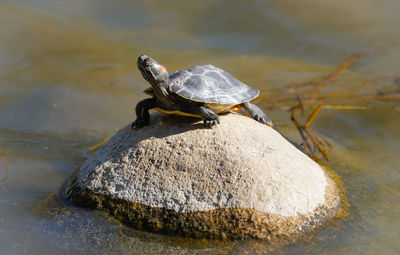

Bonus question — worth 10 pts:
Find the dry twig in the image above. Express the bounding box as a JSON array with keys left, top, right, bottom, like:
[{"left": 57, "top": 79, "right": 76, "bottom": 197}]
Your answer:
[
  {"left": 289, "top": 54, "right": 363, "bottom": 161},
  {"left": 1, "top": 151, "right": 8, "bottom": 183},
  {"left": 291, "top": 104, "right": 330, "bottom": 161},
  {"left": 304, "top": 53, "right": 364, "bottom": 98}
]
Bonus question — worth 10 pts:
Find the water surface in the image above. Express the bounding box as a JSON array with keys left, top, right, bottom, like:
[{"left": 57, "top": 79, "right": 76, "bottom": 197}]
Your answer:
[{"left": 0, "top": 1, "right": 399, "bottom": 254}]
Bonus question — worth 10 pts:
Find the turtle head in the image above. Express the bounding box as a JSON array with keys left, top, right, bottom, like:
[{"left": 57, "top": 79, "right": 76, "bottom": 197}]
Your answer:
[
  {"left": 137, "top": 55, "right": 173, "bottom": 106},
  {"left": 137, "top": 55, "right": 169, "bottom": 85}
]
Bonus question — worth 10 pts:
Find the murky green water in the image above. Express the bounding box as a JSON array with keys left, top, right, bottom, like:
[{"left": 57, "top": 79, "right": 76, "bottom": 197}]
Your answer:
[{"left": 0, "top": 0, "right": 399, "bottom": 254}]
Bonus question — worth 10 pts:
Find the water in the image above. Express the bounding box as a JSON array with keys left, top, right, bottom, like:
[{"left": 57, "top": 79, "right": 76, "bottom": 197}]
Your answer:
[{"left": 0, "top": 0, "right": 399, "bottom": 254}]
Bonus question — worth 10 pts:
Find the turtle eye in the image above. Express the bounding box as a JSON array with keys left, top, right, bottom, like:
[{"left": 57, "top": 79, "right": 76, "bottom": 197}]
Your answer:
[{"left": 143, "top": 59, "right": 152, "bottom": 66}]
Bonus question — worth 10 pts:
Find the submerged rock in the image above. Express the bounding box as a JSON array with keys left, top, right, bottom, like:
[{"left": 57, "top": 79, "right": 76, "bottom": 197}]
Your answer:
[{"left": 63, "top": 112, "right": 340, "bottom": 241}]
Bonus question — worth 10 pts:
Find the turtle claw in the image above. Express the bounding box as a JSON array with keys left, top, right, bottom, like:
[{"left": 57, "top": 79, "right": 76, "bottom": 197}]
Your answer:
[
  {"left": 131, "top": 119, "right": 148, "bottom": 129},
  {"left": 254, "top": 114, "right": 273, "bottom": 127},
  {"left": 203, "top": 117, "right": 220, "bottom": 127},
  {"left": 243, "top": 102, "right": 273, "bottom": 127}
]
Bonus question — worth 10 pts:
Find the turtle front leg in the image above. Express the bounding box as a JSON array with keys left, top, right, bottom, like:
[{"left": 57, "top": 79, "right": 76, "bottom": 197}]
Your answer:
[
  {"left": 242, "top": 102, "right": 273, "bottom": 127},
  {"left": 192, "top": 106, "right": 220, "bottom": 127},
  {"left": 131, "top": 98, "right": 157, "bottom": 129}
]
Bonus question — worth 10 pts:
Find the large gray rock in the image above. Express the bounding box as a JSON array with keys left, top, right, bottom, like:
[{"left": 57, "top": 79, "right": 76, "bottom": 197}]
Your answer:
[{"left": 63, "top": 112, "right": 340, "bottom": 241}]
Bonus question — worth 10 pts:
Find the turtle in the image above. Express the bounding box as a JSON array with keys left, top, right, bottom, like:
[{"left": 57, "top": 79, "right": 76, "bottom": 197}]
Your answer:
[{"left": 131, "top": 54, "right": 273, "bottom": 128}]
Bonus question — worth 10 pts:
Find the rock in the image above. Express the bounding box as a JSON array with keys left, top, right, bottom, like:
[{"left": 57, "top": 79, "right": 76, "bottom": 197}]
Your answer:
[{"left": 63, "top": 112, "right": 340, "bottom": 241}]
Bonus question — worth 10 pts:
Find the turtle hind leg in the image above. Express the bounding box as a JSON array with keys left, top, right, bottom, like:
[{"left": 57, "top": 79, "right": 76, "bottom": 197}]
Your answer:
[
  {"left": 191, "top": 105, "right": 220, "bottom": 127},
  {"left": 242, "top": 102, "right": 273, "bottom": 127},
  {"left": 131, "top": 98, "right": 157, "bottom": 129}
]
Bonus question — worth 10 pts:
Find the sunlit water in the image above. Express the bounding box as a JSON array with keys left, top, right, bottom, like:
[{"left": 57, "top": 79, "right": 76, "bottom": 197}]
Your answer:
[{"left": 0, "top": 1, "right": 399, "bottom": 254}]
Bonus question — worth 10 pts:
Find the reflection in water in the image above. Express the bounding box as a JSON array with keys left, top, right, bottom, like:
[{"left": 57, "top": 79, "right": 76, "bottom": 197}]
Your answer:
[
  {"left": 0, "top": 0, "right": 399, "bottom": 254},
  {"left": 28, "top": 195, "right": 234, "bottom": 254}
]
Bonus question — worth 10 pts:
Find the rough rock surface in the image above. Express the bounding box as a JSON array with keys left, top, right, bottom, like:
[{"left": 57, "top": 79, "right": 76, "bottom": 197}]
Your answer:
[{"left": 64, "top": 112, "right": 340, "bottom": 241}]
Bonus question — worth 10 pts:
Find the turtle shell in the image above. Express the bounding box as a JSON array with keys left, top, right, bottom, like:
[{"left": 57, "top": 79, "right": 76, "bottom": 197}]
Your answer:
[{"left": 169, "top": 65, "right": 259, "bottom": 104}]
